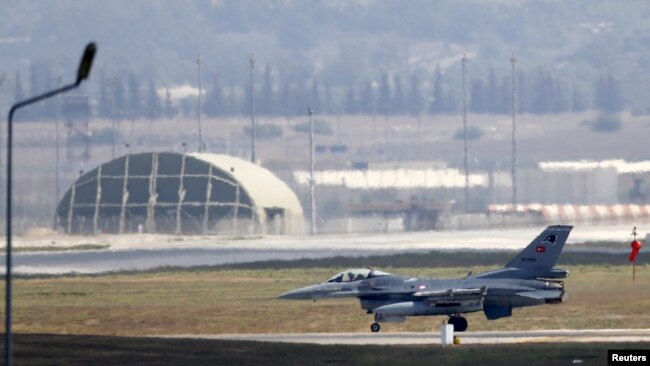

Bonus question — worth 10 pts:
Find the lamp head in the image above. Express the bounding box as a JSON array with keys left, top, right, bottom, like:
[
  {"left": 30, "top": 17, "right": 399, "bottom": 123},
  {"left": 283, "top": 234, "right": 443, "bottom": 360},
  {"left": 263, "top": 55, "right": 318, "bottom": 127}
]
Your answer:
[{"left": 76, "top": 42, "right": 97, "bottom": 85}]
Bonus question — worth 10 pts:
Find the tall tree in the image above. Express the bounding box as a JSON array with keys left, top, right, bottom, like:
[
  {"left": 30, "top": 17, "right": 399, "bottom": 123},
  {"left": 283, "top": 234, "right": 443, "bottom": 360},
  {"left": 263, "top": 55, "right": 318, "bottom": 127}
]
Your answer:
[
  {"left": 204, "top": 75, "right": 225, "bottom": 117},
  {"left": 485, "top": 69, "right": 498, "bottom": 114},
  {"left": 308, "top": 79, "right": 321, "bottom": 114},
  {"left": 594, "top": 73, "right": 623, "bottom": 113},
  {"left": 13, "top": 71, "right": 25, "bottom": 121},
  {"left": 407, "top": 74, "right": 423, "bottom": 117},
  {"left": 113, "top": 76, "right": 126, "bottom": 119},
  {"left": 291, "top": 82, "right": 306, "bottom": 116},
  {"left": 145, "top": 79, "right": 162, "bottom": 119},
  {"left": 163, "top": 88, "right": 177, "bottom": 118},
  {"left": 225, "top": 85, "right": 237, "bottom": 116},
  {"left": 377, "top": 72, "right": 391, "bottom": 117},
  {"left": 530, "top": 69, "right": 553, "bottom": 114},
  {"left": 517, "top": 69, "right": 526, "bottom": 114},
  {"left": 323, "top": 83, "right": 333, "bottom": 115},
  {"left": 359, "top": 81, "right": 375, "bottom": 115},
  {"left": 41, "top": 68, "right": 59, "bottom": 120},
  {"left": 551, "top": 79, "right": 568, "bottom": 113},
  {"left": 571, "top": 86, "right": 586, "bottom": 112},
  {"left": 260, "top": 64, "right": 275, "bottom": 116},
  {"left": 14, "top": 71, "right": 24, "bottom": 104},
  {"left": 469, "top": 79, "right": 485, "bottom": 113},
  {"left": 497, "top": 76, "right": 510, "bottom": 114},
  {"left": 429, "top": 64, "right": 445, "bottom": 114},
  {"left": 444, "top": 87, "right": 457, "bottom": 113},
  {"left": 279, "top": 82, "right": 292, "bottom": 117},
  {"left": 344, "top": 85, "right": 357, "bottom": 115},
  {"left": 97, "top": 72, "right": 112, "bottom": 119},
  {"left": 127, "top": 73, "right": 142, "bottom": 119},
  {"left": 391, "top": 75, "right": 406, "bottom": 115}
]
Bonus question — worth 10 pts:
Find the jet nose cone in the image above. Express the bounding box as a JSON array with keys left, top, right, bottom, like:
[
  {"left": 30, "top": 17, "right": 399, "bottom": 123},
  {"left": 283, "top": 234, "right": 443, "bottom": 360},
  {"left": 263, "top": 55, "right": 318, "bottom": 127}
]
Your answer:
[{"left": 278, "top": 287, "right": 313, "bottom": 300}]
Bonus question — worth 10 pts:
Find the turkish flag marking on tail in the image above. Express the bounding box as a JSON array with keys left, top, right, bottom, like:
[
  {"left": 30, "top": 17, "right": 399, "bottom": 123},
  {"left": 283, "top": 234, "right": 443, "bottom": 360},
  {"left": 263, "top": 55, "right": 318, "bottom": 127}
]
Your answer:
[
  {"left": 536, "top": 246, "right": 546, "bottom": 253},
  {"left": 630, "top": 240, "right": 642, "bottom": 262}
]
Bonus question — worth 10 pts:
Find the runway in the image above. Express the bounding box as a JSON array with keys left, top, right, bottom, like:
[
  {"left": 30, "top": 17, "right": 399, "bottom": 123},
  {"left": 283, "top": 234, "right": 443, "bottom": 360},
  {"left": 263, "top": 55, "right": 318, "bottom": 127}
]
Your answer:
[
  {"left": 0, "top": 223, "right": 640, "bottom": 274},
  {"left": 162, "top": 329, "right": 650, "bottom": 345}
]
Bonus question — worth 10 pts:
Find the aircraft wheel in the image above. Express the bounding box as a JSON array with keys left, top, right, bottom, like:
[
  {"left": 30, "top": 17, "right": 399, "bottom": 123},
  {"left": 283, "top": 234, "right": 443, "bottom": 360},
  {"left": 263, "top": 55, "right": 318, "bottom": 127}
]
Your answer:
[
  {"left": 370, "top": 323, "right": 381, "bottom": 333},
  {"left": 449, "top": 316, "right": 468, "bottom": 332}
]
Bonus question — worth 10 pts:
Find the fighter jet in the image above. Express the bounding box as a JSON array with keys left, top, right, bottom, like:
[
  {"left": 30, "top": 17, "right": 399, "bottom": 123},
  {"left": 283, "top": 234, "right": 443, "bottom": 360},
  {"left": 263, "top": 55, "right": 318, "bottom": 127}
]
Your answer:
[{"left": 279, "top": 225, "right": 572, "bottom": 332}]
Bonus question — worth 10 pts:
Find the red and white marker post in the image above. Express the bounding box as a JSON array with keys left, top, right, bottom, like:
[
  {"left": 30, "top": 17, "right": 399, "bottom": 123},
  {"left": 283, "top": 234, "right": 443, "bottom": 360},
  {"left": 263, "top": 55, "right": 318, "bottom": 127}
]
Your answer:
[{"left": 630, "top": 227, "right": 642, "bottom": 282}]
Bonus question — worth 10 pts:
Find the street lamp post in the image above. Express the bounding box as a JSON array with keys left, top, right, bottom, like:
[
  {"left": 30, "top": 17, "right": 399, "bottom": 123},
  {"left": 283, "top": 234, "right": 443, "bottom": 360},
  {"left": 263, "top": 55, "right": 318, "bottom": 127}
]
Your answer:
[
  {"left": 4, "top": 42, "right": 96, "bottom": 366},
  {"left": 197, "top": 56, "right": 203, "bottom": 153},
  {"left": 308, "top": 106, "right": 316, "bottom": 235},
  {"left": 109, "top": 77, "right": 117, "bottom": 159},
  {"left": 461, "top": 53, "right": 469, "bottom": 213},
  {"left": 249, "top": 54, "right": 256, "bottom": 163},
  {"left": 510, "top": 54, "right": 517, "bottom": 209},
  {"left": 0, "top": 74, "right": 6, "bottom": 198},
  {"left": 54, "top": 76, "right": 62, "bottom": 230}
]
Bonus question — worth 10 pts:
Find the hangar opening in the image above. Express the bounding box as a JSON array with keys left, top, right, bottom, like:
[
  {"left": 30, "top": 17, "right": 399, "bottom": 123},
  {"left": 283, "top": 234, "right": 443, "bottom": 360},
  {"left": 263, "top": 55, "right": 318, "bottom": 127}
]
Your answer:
[{"left": 56, "top": 152, "right": 304, "bottom": 235}]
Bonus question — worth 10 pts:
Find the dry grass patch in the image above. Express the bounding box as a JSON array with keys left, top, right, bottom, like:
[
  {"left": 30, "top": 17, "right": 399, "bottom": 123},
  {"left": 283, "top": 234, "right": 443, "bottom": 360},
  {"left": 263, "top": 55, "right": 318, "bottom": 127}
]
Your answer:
[{"left": 5, "top": 265, "right": 649, "bottom": 336}]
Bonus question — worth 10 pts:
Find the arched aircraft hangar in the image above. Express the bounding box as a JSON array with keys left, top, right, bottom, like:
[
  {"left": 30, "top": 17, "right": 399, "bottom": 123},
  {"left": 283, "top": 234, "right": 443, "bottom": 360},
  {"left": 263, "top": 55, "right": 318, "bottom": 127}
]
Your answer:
[{"left": 56, "top": 152, "right": 304, "bottom": 235}]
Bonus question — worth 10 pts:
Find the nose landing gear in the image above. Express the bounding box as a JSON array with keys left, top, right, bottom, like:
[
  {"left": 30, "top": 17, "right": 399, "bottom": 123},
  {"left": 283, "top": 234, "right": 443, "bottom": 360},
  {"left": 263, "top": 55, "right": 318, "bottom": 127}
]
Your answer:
[
  {"left": 370, "top": 322, "right": 381, "bottom": 332},
  {"left": 371, "top": 313, "right": 381, "bottom": 332}
]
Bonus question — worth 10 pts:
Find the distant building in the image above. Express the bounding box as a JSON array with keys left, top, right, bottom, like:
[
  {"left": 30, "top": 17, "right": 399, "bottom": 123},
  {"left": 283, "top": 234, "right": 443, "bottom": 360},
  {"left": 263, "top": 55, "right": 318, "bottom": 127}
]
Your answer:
[{"left": 56, "top": 152, "right": 304, "bottom": 235}]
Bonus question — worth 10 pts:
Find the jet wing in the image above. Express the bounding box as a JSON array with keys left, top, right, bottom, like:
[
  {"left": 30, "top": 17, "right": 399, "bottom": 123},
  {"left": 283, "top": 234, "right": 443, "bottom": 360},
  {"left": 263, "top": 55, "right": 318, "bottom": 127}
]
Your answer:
[{"left": 413, "top": 286, "right": 487, "bottom": 305}]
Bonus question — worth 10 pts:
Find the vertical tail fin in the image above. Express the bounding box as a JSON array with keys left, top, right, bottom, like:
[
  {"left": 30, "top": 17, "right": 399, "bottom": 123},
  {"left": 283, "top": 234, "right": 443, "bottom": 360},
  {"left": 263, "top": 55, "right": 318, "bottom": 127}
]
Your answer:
[
  {"left": 475, "top": 225, "right": 572, "bottom": 279},
  {"left": 505, "top": 225, "right": 572, "bottom": 273}
]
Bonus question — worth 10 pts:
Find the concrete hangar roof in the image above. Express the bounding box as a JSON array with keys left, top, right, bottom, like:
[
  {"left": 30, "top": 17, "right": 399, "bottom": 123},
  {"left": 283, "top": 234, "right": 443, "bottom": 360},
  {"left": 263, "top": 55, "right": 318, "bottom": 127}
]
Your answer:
[
  {"left": 189, "top": 152, "right": 304, "bottom": 220},
  {"left": 56, "top": 152, "right": 303, "bottom": 234}
]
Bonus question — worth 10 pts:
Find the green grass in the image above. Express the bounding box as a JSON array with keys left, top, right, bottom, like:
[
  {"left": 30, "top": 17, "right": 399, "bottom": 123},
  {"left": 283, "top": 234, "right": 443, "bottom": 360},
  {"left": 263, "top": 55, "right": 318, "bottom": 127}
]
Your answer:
[
  {"left": 5, "top": 334, "right": 647, "bottom": 366},
  {"left": 5, "top": 264, "right": 650, "bottom": 336}
]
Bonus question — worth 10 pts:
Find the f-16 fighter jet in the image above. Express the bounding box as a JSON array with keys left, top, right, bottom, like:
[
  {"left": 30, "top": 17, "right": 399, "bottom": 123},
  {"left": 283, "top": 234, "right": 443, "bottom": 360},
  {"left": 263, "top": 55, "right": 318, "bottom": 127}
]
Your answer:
[{"left": 279, "top": 225, "right": 572, "bottom": 332}]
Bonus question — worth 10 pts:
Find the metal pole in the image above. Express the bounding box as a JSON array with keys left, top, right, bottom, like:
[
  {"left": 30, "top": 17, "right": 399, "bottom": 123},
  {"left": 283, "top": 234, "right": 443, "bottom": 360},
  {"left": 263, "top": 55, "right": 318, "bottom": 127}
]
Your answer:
[
  {"left": 110, "top": 77, "right": 116, "bottom": 159},
  {"left": 308, "top": 106, "right": 316, "bottom": 235},
  {"left": 197, "top": 56, "right": 203, "bottom": 153},
  {"left": 5, "top": 43, "right": 96, "bottom": 366},
  {"left": 632, "top": 226, "right": 637, "bottom": 282},
  {"left": 462, "top": 53, "right": 469, "bottom": 213},
  {"left": 510, "top": 54, "right": 517, "bottom": 209},
  {"left": 0, "top": 74, "right": 5, "bottom": 202},
  {"left": 54, "top": 76, "right": 62, "bottom": 229},
  {"left": 249, "top": 54, "right": 256, "bottom": 163},
  {"left": 6, "top": 81, "right": 81, "bottom": 366}
]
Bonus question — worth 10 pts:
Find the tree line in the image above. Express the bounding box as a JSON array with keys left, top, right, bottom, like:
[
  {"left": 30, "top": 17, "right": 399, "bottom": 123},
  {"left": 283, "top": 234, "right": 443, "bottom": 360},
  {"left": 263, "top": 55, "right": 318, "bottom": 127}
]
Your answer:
[{"left": 6, "top": 63, "right": 625, "bottom": 122}]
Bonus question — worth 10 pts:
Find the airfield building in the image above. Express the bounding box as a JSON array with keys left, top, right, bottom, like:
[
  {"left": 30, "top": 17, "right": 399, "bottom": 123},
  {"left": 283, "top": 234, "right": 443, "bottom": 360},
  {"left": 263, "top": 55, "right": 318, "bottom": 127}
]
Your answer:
[{"left": 56, "top": 152, "right": 304, "bottom": 235}]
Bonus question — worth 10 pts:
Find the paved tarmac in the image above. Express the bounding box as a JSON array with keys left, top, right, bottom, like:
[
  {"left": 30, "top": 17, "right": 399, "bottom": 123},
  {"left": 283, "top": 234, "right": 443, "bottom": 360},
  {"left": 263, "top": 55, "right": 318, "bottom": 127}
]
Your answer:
[
  {"left": 162, "top": 329, "right": 650, "bottom": 345},
  {"left": 0, "top": 223, "right": 638, "bottom": 274}
]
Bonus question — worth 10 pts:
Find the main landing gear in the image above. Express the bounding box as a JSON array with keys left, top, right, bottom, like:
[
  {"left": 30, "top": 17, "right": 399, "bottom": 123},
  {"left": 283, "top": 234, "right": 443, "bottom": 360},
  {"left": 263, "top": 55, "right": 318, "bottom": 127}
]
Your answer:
[
  {"left": 370, "top": 314, "right": 468, "bottom": 333},
  {"left": 448, "top": 316, "right": 468, "bottom": 332}
]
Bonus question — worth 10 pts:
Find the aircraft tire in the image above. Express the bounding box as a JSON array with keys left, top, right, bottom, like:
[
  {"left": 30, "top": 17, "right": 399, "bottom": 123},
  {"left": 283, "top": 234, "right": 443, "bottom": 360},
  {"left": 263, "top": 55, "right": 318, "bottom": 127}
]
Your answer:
[
  {"left": 449, "top": 316, "right": 468, "bottom": 332},
  {"left": 370, "top": 323, "right": 381, "bottom": 333}
]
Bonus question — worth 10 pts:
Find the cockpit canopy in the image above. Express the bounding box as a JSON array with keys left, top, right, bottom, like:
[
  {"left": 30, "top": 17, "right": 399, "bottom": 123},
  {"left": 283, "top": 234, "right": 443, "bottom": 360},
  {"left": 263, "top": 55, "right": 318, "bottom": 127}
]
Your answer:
[{"left": 326, "top": 268, "right": 390, "bottom": 283}]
